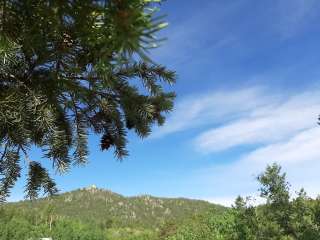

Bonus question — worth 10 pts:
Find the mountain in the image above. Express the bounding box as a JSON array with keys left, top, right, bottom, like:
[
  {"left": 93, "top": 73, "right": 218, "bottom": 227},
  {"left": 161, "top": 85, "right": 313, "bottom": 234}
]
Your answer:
[{"left": 5, "top": 186, "right": 226, "bottom": 229}]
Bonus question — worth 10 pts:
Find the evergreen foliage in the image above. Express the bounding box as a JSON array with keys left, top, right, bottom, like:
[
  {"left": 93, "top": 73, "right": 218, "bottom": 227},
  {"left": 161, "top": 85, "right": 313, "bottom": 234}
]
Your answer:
[{"left": 0, "top": 0, "right": 176, "bottom": 201}]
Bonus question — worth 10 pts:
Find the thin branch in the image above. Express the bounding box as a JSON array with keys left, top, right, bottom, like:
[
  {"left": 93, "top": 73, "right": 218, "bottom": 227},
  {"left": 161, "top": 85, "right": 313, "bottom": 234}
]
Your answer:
[
  {"left": 19, "top": 144, "right": 31, "bottom": 165},
  {"left": 0, "top": 143, "right": 8, "bottom": 162}
]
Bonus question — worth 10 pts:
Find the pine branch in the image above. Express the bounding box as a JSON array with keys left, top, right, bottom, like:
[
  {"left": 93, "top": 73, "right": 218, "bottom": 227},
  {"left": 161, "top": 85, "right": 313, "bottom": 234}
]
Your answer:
[
  {"left": 25, "top": 161, "right": 58, "bottom": 200},
  {"left": 0, "top": 0, "right": 176, "bottom": 200},
  {"left": 0, "top": 147, "right": 21, "bottom": 202}
]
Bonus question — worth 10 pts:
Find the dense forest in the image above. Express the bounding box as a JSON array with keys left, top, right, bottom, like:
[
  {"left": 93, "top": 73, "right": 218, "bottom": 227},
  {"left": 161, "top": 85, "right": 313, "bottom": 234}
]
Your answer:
[{"left": 1, "top": 164, "right": 320, "bottom": 239}]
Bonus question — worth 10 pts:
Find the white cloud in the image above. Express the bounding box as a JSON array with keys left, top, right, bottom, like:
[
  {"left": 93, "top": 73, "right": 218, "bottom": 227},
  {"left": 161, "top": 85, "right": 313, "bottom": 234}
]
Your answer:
[
  {"left": 152, "top": 87, "right": 273, "bottom": 138},
  {"left": 192, "top": 124, "right": 320, "bottom": 203},
  {"left": 155, "top": 87, "right": 320, "bottom": 202},
  {"left": 245, "top": 127, "right": 320, "bottom": 165},
  {"left": 195, "top": 90, "right": 320, "bottom": 153},
  {"left": 204, "top": 196, "right": 237, "bottom": 207},
  {"left": 204, "top": 193, "right": 265, "bottom": 207},
  {"left": 236, "top": 126, "right": 320, "bottom": 196}
]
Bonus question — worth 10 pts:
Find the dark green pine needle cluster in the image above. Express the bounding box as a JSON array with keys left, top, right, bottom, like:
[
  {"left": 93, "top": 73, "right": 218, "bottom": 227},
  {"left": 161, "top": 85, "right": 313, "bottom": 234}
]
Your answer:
[{"left": 0, "top": 0, "right": 176, "bottom": 201}]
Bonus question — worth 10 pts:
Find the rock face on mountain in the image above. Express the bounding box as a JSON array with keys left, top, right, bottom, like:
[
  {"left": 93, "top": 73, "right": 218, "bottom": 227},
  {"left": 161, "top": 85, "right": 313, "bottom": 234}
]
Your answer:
[{"left": 6, "top": 187, "right": 226, "bottom": 229}]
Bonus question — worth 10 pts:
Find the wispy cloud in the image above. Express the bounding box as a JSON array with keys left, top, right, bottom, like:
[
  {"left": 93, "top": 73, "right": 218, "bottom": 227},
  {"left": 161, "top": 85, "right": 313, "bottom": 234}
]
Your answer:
[
  {"left": 153, "top": 0, "right": 320, "bottom": 66},
  {"left": 152, "top": 0, "right": 320, "bottom": 205},
  {"left": 152, "top": 1, "right": 241, "bottom": 64},
  {"left": 195, "top": 127, "right": 320, "bottom": 206},
  {"left": 153, "top": 87, "right": 320, "bottom": 206},
  {"left": 152, "top": 87, "right": 273, "bottom": 138},
  {"left": 274, "top": 0, "right": 320, "bottom": 39},
  {"left": 245, "top": 127, "right": 320, "bottom": 165},
  {"left": 195, "top": 90, "right": 320, "bottom": 153}
]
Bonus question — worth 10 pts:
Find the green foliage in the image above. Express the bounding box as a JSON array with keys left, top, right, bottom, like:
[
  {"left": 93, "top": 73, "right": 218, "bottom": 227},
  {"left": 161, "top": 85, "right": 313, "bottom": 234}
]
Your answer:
[
  {"left": 5, "top": 187, "right": 221, "bottom": 230},
  {"left": 106, "top": 228, "right": 157, "bottom": 240},
  {"left": 166, "top": 210, "right": 234, "bottom": 240},
  {"left": 2, "top": 164, "right": 320, "bottom": 239},
  {"left": 25, "top": 161, "right": 58, "bottom": 199},
  {"left": 158, "top": 220, "right": 179, "bottom": 239},
  {"left": 1, "top": 188, "right": 224, "bottom": 239},
  {"left": 0, "top": 207, "right": 107, "bottom": 240},
  {"left": 256, "top": 164, "right": 294, "bottom": 238},
  {"left": 0, "top": 149, "right": 20, "bottom": 202},
  {"left": 231, "top": 196, "right": 257, "bottom": 240},
  {"left": 0, "top": 0, "right": 176, "bottom": 201},
  {"left": 167, "top": 163, "right": 320, "bottom": 240},
  {"left": 258, "top": 163, "right": 290, "bottom": 205}
]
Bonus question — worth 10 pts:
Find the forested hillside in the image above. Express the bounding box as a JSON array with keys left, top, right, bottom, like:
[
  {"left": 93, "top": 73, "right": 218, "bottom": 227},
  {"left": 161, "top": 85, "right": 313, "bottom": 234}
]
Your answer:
[
  {"left": 1, "top": 187, "right": 224, "bottom": 239},
  {"left": 5, "top": 186, "right": 223, "bottom": 229},
  {"left": 1, "top": 164, "right": 320, "bottom": 239}
]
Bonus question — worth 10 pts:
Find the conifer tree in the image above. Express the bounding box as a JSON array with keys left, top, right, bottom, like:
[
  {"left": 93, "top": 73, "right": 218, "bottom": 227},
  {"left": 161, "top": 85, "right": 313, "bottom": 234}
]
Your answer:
[{"left": 0, "top": 0, "right": 176, "bottom": 201}]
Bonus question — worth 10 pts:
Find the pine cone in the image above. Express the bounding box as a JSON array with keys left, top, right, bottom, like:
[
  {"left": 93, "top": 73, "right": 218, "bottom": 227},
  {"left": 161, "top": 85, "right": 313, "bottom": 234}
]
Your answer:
[
  {"left": 126, "top": 119, "right": 135, "bottom": 129},
  {"left": 101, "top": 133, "right": 114, "bottom": 151}
]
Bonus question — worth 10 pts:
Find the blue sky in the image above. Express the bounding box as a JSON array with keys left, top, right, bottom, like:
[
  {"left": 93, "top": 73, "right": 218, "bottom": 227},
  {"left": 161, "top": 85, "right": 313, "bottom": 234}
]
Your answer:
[{"left": 10, "top": 0, "right": 320, "bottom": 206}]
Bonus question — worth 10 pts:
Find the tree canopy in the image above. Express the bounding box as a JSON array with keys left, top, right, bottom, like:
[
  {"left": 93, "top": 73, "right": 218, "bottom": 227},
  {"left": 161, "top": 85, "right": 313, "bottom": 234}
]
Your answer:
[
  {"left": 0, "top": 0, "right": 176, "bottom": 201},
  {"left": 165, "top": 164, "right": 320, "bottom": 240}
]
